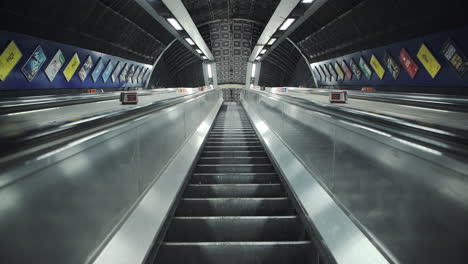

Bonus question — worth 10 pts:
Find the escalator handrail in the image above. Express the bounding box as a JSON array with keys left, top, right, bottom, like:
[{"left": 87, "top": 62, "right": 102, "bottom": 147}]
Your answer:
[
  {"left": 283, "top": 87, "right": 468, "bottom": 112},
  {"left": 0, "top": 89, "right": 218, "bottom": 169},
  {"left": 246, "top": 89, "right": 468, "bottom": 158}
]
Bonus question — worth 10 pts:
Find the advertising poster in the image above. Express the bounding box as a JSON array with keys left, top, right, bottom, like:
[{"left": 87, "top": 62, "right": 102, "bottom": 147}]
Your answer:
[
  {"left": 327, "top": 63, "right": 337, "bottom": 81},
  {"left": 341, "top": 61, "right": 352, "bottom": 80},
  {"left": 120, "top": 63, "right": 129, "bottom": 83},
  {"left": 320, "top": 64, "right": 330, "bottom": 81},
  {"left": 441, "top": 39, "right": 467, "bottom": 77},
  {"left": 350, "top": 59, "right": 362, "bottom": 80},
  {"left": 126, "top": 64, "right": 135, "bottom": 83},
  {"left": 21, "top": 45, "right": 47, "bottom": 82},
  {"left": 101, "top": 60, "right": 115, "bottom": 83},
  {"left": 63, "top": 53, "right": 81, "bottom": 82},
  {"left": 44, "top": 49, "right": 65, "bottom": 82},
  {"left": 91, "top": 58, "right": 105, "bottom": 82},
  {"left": 0, "top": 40, "right": 23, "bottom": 81},
  {"left": 384, "top": 51, "right": 400, "bottom": 80},
  {"left": 399, "top": 48, "right": 419, "bottom": 79},
  {"left": 78, "top": 56, "right": 93, "bottom": 82},
  {"left": 132, "top": 66, "right": 140, "bottom": 83},
  {"left": 111, "top": 61, "right": 123, "bottom": 83},
  {"left": 359, "top": 56, "right": 372, "bottom": 80},
  {"left": 334, "top": 62, "right": 344, "bottom": 81},
  {"left": 417, "top": 43, "right": 441, "bottom": 79},
  {"left": 138, "top": 67, "right": 147, "bottom": 83},
  {"left": 370, "top": 54, "right": 385, "bottom": 80},
  {"left": 314, "top": 66, "right": 322, "bottom": 81}
]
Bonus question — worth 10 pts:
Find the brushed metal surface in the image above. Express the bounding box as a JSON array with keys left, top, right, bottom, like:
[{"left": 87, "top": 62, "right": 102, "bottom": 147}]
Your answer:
[
  {"left": 0, "top": 90, "right": 222, "bottom": 263},
  {"left": 242, "top": 89, "right": 468, "bottom": 263}
]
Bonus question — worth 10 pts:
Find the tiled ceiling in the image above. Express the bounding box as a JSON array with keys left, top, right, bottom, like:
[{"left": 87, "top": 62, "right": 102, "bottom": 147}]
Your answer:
[{"left": 182, "top": 0, "right": 281, "bottom": 84}]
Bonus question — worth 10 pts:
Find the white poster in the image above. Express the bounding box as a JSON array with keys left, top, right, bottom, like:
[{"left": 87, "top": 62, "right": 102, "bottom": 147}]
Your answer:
[{"left": 44, "top": 49, "right": 65, "bottom": 82}]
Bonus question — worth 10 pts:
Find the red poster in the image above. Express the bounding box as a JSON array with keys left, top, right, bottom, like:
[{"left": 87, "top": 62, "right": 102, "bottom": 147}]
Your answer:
[
  {"left": 399, "top": 48, "right": 419, "bottom": 79},
  {"left": 341, "top": 61, "right": 352, "bottom": 80}
]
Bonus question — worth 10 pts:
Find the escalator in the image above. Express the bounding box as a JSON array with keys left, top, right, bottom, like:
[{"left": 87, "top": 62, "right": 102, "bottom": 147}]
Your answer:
[{"left": 154, "top": 102, "right": 317, "bottom": 264}]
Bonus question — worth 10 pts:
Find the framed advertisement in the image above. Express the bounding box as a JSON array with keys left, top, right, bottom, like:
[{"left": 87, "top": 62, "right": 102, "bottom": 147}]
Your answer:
[
  {"left": 334, "top": 61, "right": 344, "bottom": 81},
  {"left": 120, "top": 63, "right": 129, "bottom": 83},
  {"left": 370, "top": 54, "right": 385, "bottom": 80},
  {"left": 341, "top": 60, "right": 352, "bottom": 80},
  {"left": 384, "top": 51, "right": 400, "bottom": 80},
  {"left": 92, "top": 58, "right": 105, "bottom": 82},
  {"left": 111, "top": 61, "right": 123, "bottom": 83},
  {"left": 78, "top": 56, "right": 93, "bottom": 82},
  {"left": 350, "top": 59, "right": 362, "bottom": 80},
  {"left": 319, "top": 64, "right": 329, "bottom": 81},
  {"left": 399, "top": 48, "right": 418, "bottom": 79},
  {"left": 126, "top": 64, "right": 135, "bottom": 83},
  {"left": 138, "top": 67, "right": 147, "bottom": 83},
  {"left": 417, "top": 43, "right": 441, "bottom": 79},
  {"left": 132, "top": 66, "right": 140, "bottom": 83},
  {"left": 44, "top": 49, "right": 65, "bottom": 82},
  {"left": 0, "top": 40, "right": 23, "bottom": 81},
  {"left": 314, "top": 66, "right": 322, "bottom": 81},
  {"left": 63, "top": 53, "right": 80, "bottom": 82},
  {"left": 21, "top": 45, "right": 47, "bottom": 82},
  {"left": 359, "top": 56, "right": 372, "bottom": 80},
  {"left": 327, "top": 63, "right": 337, "bottom": 81},
  {"left": 441, "top": 39, "right": 467, "bottom": 77},
  {"left": 101, "top": 60, "right": 115, "bottom": 83}
]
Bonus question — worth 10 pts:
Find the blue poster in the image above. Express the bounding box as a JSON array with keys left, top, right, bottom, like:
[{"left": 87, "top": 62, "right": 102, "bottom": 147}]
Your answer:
[
  {"left": 126, "top": 64, "right": 135, "bottom": 83},
  {"left": 21, "top": 45, "right": 47, "bottom": 82},
  {"left": 91, "top": 58, "right": 105, "bottom": 82},
  {"left": 101, "top": 60, "right": 115, "bottom": 83},
  {"left": 111, "top": 61, "right": 123, "bottom": 83},
  {"left": 120, "top": 63, "right": 128, "bottom": 83}
]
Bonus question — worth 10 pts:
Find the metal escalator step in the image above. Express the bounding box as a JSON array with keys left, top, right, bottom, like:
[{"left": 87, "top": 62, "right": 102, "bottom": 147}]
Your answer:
[
  {"left": 183, "top": 184, "right": 284, "bottom": 198},
  {"left": 190, "top": 173, "right": 279, "bottom": 184},
  {"left": 198, "top": 157, "right": 270, "bottom": 164},
  {"left": 206, "top": 138, "right": 259, "bottom": 143},
  {"left": 205, "top": 142, "right": 261, "bottom": 147},
  {"left": 175, "top": 198, "right": 294, "bottom": 216},
  {"left": 195, "top": 164, "right": 274, "bottom": 173},
  {"left": 156, "top": 241, "right": 316, "bottom": 264},
  {"left": 209, "top": 134, "right": 258, "bottom": 139},
  {"left": 201, "top": 151, "right": 266, "bottom": 157},
  {"left": 204, "top": 146, "right": 264, "bottom": 151},
  {"left": 165, "top": 216, "right": 307, "bottom": 242}
]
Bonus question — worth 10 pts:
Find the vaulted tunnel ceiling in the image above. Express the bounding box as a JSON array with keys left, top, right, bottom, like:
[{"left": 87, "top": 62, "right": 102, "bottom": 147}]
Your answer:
[{"left": 181, "top": 0, "right": 281, "bottom": 84}]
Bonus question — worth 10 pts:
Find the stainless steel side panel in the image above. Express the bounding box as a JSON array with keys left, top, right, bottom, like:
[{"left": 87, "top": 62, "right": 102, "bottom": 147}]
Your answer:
[
  {"left": 0, "top": 90, "right": 222, "bottom": 264},
  {"left": 242, "top": 90, "right": 468, "bottom": 264}
]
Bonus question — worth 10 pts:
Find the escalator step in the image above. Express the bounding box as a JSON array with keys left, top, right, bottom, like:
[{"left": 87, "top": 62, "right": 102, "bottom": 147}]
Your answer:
[
  {"left": 195, "top": 164, "right": 274, "bottom": 173},
  {"left": 190, "top": 173, "right": 279, "bottom": 184},
  {"left": 183, "top": 184, "right": 284, "bottom": 198},
  {"left": 201, "top": 151, "right": 266, "bottom": 157},
  {"left": 156, "top": 241, "right": 316, "bottom": 264},
  {"left": 165, "top": 216, "right": 307, "bottom": 242},
  {"left": 198, "top": 157, "right": 270, "bottom": 164},
  {"left": 175, "top": 198, "right": 294, "bottom": 216}
]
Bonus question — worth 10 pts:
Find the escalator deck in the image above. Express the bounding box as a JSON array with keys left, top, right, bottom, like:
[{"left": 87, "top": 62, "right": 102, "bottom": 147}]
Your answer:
[{"left": 155, "top": 102, "right": 316, "bottom": 264}]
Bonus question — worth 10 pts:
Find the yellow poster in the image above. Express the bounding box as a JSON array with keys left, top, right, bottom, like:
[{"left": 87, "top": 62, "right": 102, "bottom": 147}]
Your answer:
[
  {"left": 335, "top": 62, "right": 344, "bottom": 81},
  {"left": 370, "top": 54, "right": 385, "bottom": 80},
  {"left": 0, "top": 41, "right": 23, "bottom": 81},
  {"left": 63, "top": 53, "right": 81, "bottom": 82},
  {"left": 417, "top": 43, "right": 441, "bottom": 79}
]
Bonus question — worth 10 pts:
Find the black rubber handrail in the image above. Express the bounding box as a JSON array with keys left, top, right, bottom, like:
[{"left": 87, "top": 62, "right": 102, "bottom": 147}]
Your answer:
[
  {"left": 284, "top": 88, "right": 468, "bottom": 112},
  {"left": 0, "top": 89, "right": 217, "bottom": 168},
  {"left": 248, "top": 89, "right": 468, "bottom": 158}
]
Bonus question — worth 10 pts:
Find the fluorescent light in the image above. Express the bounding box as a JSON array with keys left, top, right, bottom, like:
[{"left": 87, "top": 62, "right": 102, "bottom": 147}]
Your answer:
[
  {"left": 209, "top": 84, "right": 214, "bottom": 89},
  {"left": 302, "top": 0, "right": 315, "bottom": 3},
  {"left": 279, "top": 18, "right": 295, "bottom": 30},
  {"left": 196, "top": 49, "right": 203, "bottom": 54},
  {"left": 167, "top": 18, "right": 183, "bottom": 30},
  {"left": 202, "top": 56, "right": 207, "bottom": 60},
  {"left": 267, "top": 38, "right": 277, "bottom": 45},
  {"left": 251, "top": 63, "right": 257, "bottom": 78},
  {"left": 255, "top": 56, "right": 261, "bottom": 60},
  {"left": 260, "top": 49, "right": 266, "bottom": 54},
  {"left": 207, "top": 64, "right": 212, "bottom": 78},
  {"left": 185, "top": 38, "right": 195, "bottom": 45}
]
